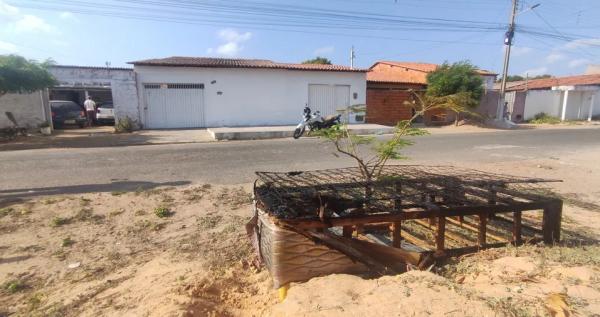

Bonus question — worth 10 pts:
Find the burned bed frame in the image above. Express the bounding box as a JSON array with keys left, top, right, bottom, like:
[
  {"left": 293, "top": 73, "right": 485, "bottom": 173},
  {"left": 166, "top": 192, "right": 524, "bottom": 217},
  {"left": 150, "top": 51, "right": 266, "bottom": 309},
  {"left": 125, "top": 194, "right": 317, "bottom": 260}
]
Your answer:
[{"left": 250, "top": 165, "right": 563, "bottom": 286}]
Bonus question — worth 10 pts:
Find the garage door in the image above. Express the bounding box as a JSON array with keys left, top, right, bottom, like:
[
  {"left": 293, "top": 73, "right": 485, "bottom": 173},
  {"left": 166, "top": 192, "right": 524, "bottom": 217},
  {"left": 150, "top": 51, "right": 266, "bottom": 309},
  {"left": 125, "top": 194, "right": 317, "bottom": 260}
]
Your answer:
[
  {"left": 308, "top": 84, "right": 350, "bottom": 117},
  {"left": 143, "top": 83, "right": 205, "bottom": 128}
]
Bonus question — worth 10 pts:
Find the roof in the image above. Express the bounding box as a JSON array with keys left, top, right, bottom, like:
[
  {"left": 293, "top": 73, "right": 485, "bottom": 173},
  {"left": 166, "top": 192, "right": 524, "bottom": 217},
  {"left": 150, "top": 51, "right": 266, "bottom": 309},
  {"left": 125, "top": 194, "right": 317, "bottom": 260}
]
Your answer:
[
  {"left": 506, "top": 74, "right": 600, "bottom": 91},
  {"left": 367, "top": 61, "right": 497, "bottom": 85},
  {"left": 492, "top": 80, "right": 527, "bottom": 90},
  {"left": 49, "top": 65, "right": 133, "bottom": 71},
  {"left": 129, "top": 57, "right": 367, "bottom": 72}
]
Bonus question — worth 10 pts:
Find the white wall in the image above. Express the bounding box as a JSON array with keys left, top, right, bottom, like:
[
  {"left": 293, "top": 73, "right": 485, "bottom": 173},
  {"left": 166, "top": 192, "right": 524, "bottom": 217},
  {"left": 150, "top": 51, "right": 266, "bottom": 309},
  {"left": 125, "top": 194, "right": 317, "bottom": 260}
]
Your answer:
[
  {"left": 49, "top": 67, "right": 139, "bottom": 125},
  {"left": 481, "top": 75, "right": 496, "bottom": 91},
  {"left": 564, "top": 91, "right": 584, "bottom": 120},
  {"left": 590, "top": 91, "right": 600, "bottom": 118},
  {"left": 576, "top": 90, "right": 600, "bottom": 119},
  {"left": 134, "top": 66, "right": 366, "bottom": 127},
  {"left": 523, "top": 90, "right": 562, "bottom": 120},
  {"left": 0, "top": 91, "right": 49, "bottom": 129}
]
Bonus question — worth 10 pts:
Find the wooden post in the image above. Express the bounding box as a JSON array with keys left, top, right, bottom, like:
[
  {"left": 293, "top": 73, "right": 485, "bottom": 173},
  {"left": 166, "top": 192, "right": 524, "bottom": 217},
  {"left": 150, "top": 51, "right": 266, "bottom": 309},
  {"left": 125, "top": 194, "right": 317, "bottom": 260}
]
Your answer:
[
  {"left": 512, "top": 211, "right": 522, "bottom": 245},
  {"left": 435, "top": 216, "right": 446, "bottom": 252},
  {"left": 343, "top": 226, "right": 354, "bottom": 238},
  {"left": 392, "top": 221, "right": 402, "bottom": 248},
  {"left": 478, "top": 212, "right": 487, "bottom": 248},
  {"left": 394, "top": 182, "right": 402, "bottom": 211},
  {"left": 488, "top": 187, "right": 497, "bottom": 220},
  {"left": 542, "top": 201, "right": 563, "bottom": 244},
  {"left": 392, "top": 181, "right": 402, "bottom": 248}
]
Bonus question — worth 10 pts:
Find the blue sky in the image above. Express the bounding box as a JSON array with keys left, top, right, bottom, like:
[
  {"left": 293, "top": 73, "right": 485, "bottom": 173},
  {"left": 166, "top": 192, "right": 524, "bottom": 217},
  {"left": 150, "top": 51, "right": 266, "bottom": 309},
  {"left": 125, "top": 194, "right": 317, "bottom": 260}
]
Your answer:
[{"left": 1, "top": 0, "right": 599, "bottom": 77}]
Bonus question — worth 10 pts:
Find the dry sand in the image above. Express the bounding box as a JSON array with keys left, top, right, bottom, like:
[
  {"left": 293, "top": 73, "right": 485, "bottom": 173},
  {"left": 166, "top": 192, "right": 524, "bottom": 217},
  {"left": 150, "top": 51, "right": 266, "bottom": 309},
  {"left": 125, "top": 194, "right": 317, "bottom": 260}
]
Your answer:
[{"left": 1, "top": 148, "right": 599, "bottom": 316}]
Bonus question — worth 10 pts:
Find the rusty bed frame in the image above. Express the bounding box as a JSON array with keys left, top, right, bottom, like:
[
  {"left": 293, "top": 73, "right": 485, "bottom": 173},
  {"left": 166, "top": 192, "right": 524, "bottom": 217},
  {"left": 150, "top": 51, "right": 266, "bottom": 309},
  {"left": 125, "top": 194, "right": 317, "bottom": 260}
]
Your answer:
[{"left": 249, "top": 165, "right": 563, "bottom": 286}]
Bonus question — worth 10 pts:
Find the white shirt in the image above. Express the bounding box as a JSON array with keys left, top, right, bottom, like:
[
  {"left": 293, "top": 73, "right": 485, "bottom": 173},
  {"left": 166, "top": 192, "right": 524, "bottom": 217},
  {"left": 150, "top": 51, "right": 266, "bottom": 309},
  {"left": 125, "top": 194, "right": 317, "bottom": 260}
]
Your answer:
[{"left": 84, "top": 99, "right": 96, "bottom": 111}]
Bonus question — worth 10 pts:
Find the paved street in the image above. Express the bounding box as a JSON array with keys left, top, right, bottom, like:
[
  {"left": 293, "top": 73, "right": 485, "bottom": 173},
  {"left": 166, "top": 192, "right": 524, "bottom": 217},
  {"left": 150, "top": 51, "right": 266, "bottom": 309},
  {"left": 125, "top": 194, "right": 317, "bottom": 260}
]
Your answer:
[{"left": 1, "top": 127, "right": 599, "bottom": 200}]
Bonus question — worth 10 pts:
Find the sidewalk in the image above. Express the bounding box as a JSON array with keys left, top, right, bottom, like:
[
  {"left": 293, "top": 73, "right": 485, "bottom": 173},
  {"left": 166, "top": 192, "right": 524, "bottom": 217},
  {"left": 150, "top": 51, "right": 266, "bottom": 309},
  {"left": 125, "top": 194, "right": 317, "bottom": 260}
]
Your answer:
[
  {"left": 208, "top": 124, "right": 395, "bottom": 140},
  {"left": 0, "top": 126, "right": 214, "bottom": 151}
]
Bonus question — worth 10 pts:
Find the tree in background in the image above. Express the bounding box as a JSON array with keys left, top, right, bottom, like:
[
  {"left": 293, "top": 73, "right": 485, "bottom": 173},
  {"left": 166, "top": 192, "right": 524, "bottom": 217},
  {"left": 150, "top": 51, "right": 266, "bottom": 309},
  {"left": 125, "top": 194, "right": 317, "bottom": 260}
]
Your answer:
[
  {"left": 0, "top": 55, "right": 56, "bottom": 98},
  {"left": 301, "top": 56, "right": 332, "bottom": 65},
  {"left": 426, "top": 61, "right": 483, "bottom": 125},
  {"left": 498, "top": 74, "right": 553, "bottom": 83}
]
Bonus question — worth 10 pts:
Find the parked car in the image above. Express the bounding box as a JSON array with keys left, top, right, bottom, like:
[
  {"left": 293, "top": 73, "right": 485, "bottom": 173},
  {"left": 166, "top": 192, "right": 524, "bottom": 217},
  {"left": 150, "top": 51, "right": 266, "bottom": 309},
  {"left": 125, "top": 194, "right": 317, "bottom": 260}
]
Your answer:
[
  {"left": 96, "top": 102, "right": 115, "bottom": 124},
  {"left": 50, "top": 100, "right": 88, "bottom": 128}
]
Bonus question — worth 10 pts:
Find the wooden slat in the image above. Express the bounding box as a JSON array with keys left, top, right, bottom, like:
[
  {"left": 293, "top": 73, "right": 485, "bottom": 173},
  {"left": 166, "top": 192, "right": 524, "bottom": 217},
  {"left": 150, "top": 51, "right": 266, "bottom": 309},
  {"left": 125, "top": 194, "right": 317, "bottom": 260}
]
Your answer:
[
  {"left": 436, "top": 216, "right": 446, "bottom": 252},
  {"left": 513, "top": 211, "right": 522, "bottom": 245},
  {"left": 413, "top": 219, "right": 473, "bottom": 247},
  {"left": 392, "top": 221, "right": 402, "bottom": 248},
  {"left": 445, "top": 217, "right": 508, "bottom": 243},
  {"left": 343, "top": 225, "right": 354, "bottom": 238},
  {"left": 478, "top": 212, "right": 487, "bottom": 247},
  {"left": 276, "top": 201, "right": 554, "bottom": 230}
]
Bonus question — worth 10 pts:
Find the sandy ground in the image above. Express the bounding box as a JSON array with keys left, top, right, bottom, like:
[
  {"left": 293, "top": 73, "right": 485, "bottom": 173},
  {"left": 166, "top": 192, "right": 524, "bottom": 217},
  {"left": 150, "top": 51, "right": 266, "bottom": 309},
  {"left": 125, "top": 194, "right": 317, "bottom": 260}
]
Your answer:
[{"left": 1, "top": 147, "right": 599, "bottom": 316}]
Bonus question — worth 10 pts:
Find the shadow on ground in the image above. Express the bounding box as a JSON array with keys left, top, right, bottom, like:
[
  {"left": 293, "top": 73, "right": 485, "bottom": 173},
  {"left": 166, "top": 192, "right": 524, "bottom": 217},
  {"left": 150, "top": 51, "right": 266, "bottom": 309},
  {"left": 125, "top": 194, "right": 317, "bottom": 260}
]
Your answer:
[
  {"left": 0, "top": 126, "right": 213, "bottom": 151},
  {"left": 0, "top": 180, "right": 191, "bottom": 206}
]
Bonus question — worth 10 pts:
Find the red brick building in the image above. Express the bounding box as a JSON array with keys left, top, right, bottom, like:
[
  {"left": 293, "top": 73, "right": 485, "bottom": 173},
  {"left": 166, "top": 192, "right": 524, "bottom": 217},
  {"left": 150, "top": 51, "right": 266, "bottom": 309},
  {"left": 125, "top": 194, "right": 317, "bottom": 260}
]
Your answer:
[{"left": 366, "top": 61, "right": 496, "bottom": 125}]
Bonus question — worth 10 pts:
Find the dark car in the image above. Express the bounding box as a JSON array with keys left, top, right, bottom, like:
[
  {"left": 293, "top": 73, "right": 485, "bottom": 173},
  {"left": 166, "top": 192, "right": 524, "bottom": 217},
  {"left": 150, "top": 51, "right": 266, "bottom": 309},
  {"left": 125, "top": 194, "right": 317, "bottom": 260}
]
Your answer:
[{"left": 50, "top": 100, "right": 88, "bottom": 128}]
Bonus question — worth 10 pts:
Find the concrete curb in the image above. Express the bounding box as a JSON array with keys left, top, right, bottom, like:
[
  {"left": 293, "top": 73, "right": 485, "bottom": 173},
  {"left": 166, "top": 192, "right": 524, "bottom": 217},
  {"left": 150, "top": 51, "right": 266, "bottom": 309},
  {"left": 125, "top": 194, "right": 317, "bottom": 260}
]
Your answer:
[{"left": 208, "top": 125, "right": 395, "bottom": 140}]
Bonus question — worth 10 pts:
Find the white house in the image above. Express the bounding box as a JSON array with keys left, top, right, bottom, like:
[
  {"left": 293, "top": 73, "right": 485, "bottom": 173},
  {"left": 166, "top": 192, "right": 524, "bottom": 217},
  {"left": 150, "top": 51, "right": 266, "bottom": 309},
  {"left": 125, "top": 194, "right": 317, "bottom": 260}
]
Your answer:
[
  {"left": 130, "top": 57, "right": 367, "bottom": 129},
  {"left": 506, "top": 74, "right": 600, "bottom": 121}
]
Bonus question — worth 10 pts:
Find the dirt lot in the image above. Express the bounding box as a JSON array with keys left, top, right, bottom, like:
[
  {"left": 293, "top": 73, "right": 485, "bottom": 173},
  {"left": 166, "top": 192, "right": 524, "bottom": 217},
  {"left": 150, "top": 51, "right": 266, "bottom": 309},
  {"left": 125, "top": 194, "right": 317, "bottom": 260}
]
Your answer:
[{"left": 1, "top": 149, "right": 599, "bottom": 316}]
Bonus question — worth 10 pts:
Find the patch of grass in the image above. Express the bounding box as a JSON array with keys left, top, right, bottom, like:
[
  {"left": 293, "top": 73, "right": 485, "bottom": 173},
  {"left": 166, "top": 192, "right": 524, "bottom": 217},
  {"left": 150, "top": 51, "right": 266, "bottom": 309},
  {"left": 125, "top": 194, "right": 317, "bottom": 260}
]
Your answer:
[
  {"left": 49, "top": 216, "right": 70, "bottom": 227},
  {"left": 196, "top": 215, "right": 223, "bottom": 229},
  {"left": 110, "top": 191, "right": 127, "bottom": 196},
  {"left": 115, "top": 116, "right": 134, "bottom": 133},
  {"left": 529, "top": 112, "right": 561, "bottom": 124},
  {"left": 42, "top": 198, "right": 60, "bottom": 205},
  {"left": 108, "top": 208, "right": 125, "bottom": 217},
  {"left": 214, "top": 187, "right": 253, "bottom": 209},
  {"left": 61, "top": 237, "right": 75, "bottom": 247},
  {"left": 0, "top": 207, "right": 14, "bottom": 218},
  {"left": 160, "top": 193, "right": 175, "bottom": 203},
  {"left": 183, "top": 184, "right": 212, "bottom": 202},
  {"left": 74, "top": 208, "right": 104, "bottom": 223},
  {"left": 19, "top": 208, "right": 32, "bottom": 216},
  {"left": 154, "top": 206, "right": 173, "bottom": 218},
  {"left": 27, "top": 293, "right": 44, "bottom": 311},
  {"left": 52, "top": 249, "right": 67, "bottom": 261},
  {"left": 79, "top": 197, "right": 92, "bottom": 207},
  {"left": 484, "top": 297, "right": 536, "bottom": 317},
  {"left": 130, "top": 219, "right": 166, "bottom": 233},
  {"left": 139, "top": 188, "right": 165, "bottom": 197},
  {"left": 3, "top": 279, "right": 25, "bottom": 293}
]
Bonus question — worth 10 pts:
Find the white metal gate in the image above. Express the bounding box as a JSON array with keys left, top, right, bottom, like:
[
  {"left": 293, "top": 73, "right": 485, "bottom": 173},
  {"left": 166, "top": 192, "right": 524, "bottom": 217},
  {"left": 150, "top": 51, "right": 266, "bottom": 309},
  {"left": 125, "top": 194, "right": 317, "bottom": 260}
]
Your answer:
[
  {"left": 143, "top": 83, "right": 205, "bottom": 129},
  {"left": 308, "top": 84, "right": 350, "bottom": 116}
]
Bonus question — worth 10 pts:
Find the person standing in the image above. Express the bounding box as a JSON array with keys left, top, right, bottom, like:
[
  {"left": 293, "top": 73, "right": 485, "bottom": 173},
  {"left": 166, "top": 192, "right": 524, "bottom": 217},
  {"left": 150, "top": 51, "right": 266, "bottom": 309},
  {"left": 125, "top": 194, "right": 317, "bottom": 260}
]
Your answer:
[{"left": 84, "top": 96, "right": 96, "bottom": 127}]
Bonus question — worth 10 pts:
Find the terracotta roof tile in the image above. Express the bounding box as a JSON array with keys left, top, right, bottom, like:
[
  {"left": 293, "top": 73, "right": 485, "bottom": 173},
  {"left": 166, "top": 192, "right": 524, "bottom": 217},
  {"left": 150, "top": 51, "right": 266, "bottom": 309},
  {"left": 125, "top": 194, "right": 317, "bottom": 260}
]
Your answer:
[
  {"left": 367, "top": 61, "right": 496, "bottom": 84},
  {"left": 129, "top": 56, "right": 366, "bottom": 72},
  {"left": 506, "top": 74, "right": 600, "bottom": 91}
]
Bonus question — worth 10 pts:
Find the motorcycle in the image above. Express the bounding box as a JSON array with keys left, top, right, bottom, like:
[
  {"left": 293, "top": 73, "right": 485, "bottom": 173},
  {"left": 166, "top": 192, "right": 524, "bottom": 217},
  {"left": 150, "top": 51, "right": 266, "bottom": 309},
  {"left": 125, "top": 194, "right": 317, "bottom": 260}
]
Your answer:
[{"left": 293, "top": 105, "right": 341, "bottom": 139}]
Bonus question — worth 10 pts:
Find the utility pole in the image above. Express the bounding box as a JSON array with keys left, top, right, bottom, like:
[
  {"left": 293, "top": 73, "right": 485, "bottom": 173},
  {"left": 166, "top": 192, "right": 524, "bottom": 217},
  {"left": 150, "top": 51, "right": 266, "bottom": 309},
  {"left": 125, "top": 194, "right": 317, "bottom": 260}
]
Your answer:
[
  {"left": 350, "top": 46, "right": 355, "bottom": 69},
  {"left": 497, "top": 0, "right": 518, "bottom": 121}
]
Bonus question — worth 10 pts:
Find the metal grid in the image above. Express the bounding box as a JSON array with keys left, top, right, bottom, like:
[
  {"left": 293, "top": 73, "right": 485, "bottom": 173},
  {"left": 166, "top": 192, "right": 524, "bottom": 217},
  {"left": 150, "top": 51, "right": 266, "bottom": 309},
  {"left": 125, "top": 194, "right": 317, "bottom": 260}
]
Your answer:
[{"left": 254, "top": 165, "right": 560, "bottom": 220}]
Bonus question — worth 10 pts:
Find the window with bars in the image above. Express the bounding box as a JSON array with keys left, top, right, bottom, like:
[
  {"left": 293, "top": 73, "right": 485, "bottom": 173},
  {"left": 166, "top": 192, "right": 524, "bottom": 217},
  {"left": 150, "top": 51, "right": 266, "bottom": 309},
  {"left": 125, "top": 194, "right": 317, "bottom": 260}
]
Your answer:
[{"left": 143, "top": 83, "right": 204, "bottom": 89}]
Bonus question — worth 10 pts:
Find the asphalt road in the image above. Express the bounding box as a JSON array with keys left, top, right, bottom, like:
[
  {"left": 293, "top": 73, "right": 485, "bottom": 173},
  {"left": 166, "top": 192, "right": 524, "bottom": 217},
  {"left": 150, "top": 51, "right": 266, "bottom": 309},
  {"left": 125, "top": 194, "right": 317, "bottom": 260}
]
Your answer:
[{"left": 1, "top": 127, "right": 599, "bottom": 200}]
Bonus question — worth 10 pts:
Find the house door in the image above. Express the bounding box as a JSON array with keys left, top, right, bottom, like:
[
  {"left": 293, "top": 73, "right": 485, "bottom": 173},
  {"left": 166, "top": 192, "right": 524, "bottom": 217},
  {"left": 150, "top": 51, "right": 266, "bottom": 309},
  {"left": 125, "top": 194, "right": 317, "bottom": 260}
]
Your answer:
[
  {"left": 143, "top": 83, "right": 205, "bottom": 129},
  {"left": 308, "top": 84, "right": 351, "bottom": 117}
]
